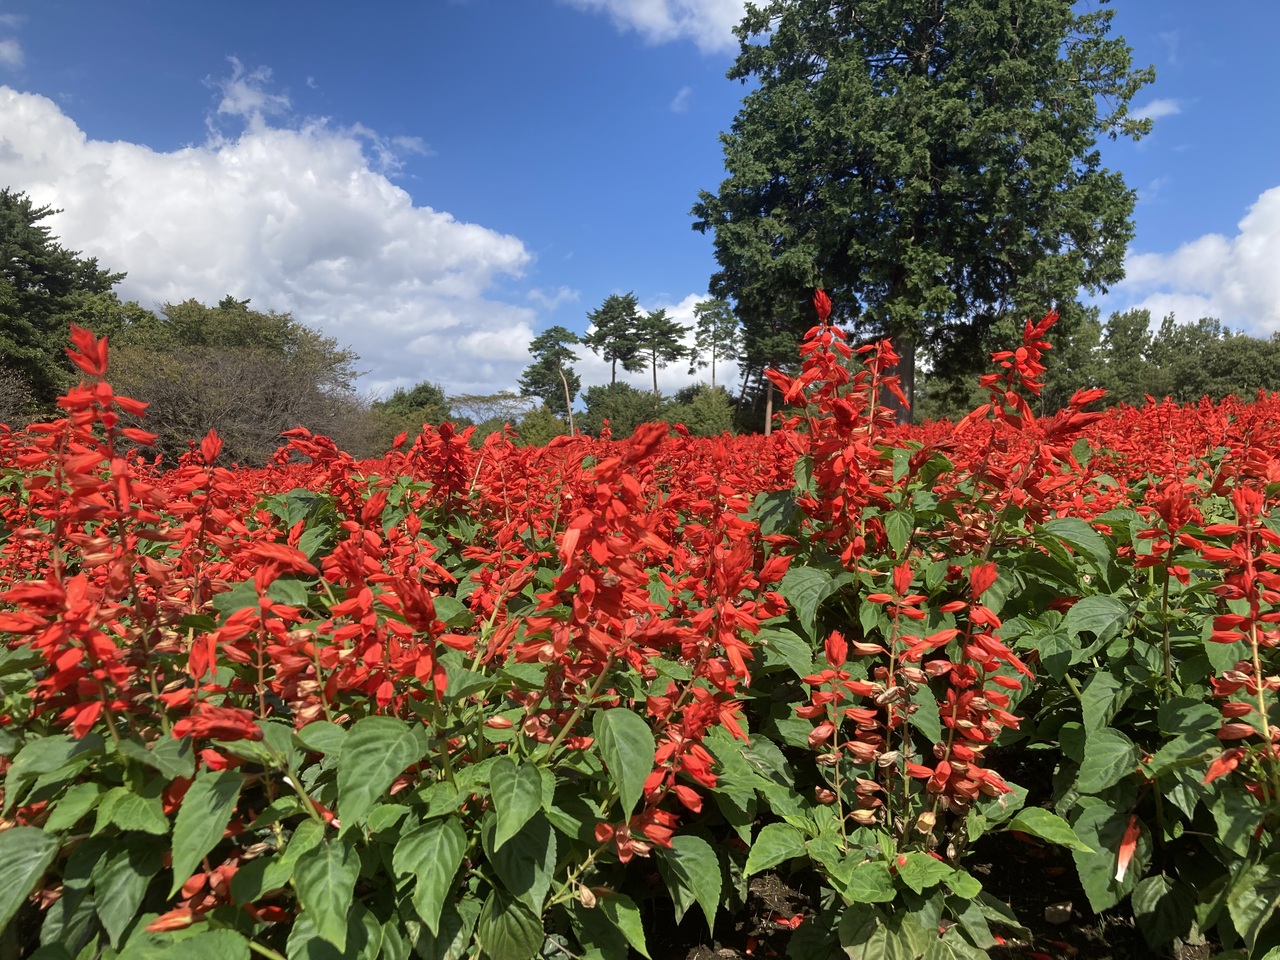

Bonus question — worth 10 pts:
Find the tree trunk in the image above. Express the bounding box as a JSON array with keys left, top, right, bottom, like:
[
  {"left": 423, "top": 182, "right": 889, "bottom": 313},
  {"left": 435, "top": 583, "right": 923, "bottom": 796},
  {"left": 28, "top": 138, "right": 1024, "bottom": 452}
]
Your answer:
[
  {"left": 652, "top": 357, "right": 659, "bottom": 398},
  {"left": 764, "top": 378, "right": 775, "bottom": 436},
  {"left": 884, "top": 332, "right": 916, "bottom": 425},
  {"left": 558, "top": 367, "right": 575, "bottom": 436},
  {"left": 710, "top": 352, "right": 717, "bottom": 392},
  {"left": 610, "top": 358, "right": 617, "bottom": 386}
]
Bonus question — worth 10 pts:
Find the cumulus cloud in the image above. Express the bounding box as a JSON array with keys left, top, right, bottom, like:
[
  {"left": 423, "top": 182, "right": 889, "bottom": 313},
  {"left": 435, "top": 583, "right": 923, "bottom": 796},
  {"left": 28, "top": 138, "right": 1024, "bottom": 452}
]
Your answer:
[
  {"left": 1115, "top": 185, "right": 1280, "bottom": 332},
  {"left": 572, "top": 292, "right": 741, "bottom": 397},
  {"left": 0, "top": 38, "right": 21, "bottom": 69},
  {"left": 1130, "top": 98, "right": 1181, "bottom": 122},
  {"left": 669, "top": 85, "right": 693, "bottom": 113},
  {"left": 0, "top": 75, "right": 541, "bottom": 399},
  {"left": 527, "top": 286, "right": 581, "bottom": 311},
  {"left": 559, "top": 0, "right": 746, "bottom": 53}
]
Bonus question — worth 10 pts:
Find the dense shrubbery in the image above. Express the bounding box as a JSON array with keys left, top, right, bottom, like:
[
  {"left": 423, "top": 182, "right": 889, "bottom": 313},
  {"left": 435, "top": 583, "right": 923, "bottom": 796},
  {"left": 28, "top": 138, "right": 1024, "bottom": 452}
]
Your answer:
[{"left": 4, "top": 312, "right": 1280, "bottom": 959}]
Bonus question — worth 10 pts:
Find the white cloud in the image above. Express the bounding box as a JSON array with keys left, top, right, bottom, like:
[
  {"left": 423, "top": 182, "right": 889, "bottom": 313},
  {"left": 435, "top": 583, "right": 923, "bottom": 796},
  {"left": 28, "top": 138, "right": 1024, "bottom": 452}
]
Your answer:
[
  {"left": 0, "top": 38, "right": 21, "bottom": 69},
  {"left": 526, "top": 285, "right": 581, "bottom": 311},
  {"left": 559, "top": 0, "right": 746, "bottom": 53},
  {"left": 1130, "top": 98, "right": 1181, "bottom": 122},
  {"left": 0, "top": 77, "right": 539, "bottom": 398},
  {"left": 573, "top": 292, "right": 741, "bottom": 397},
  {"left": 669, "top": 85, "right": 693, "bottom": 113},
  {"left": 1114, "top": 185, "right": 1280, "bottom": 332}
]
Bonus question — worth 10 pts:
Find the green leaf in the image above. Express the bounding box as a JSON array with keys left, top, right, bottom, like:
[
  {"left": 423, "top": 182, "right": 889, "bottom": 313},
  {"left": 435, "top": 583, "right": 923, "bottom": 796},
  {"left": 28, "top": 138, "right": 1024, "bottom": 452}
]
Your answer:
[
  {"left": 839, "top": 861, "right": 897, "bottom": 904},
  {"left": 1229, "top": 858, "right": 1280, "bottom": 955},
  {"left": 839, "top": 904, "right": 929, "bottom": 960},
  {"left": 481, "top": 813, "right": 556, "bottom": 913},
  {"left": 475, "top": 888, "right": 544, "bottom": 960},
  {"left": 169, "top": 770, "right": 243, "bottom": 896},
  {"left": 1076, "top": 728, "right": 1139, "bottom": 794},
  {"left": 896, "top": 851, "right": 953, "bottom": 894},
  {"left": 1006, "top": 808, "right": 1094, "bottom": 853},
  {"left": 0, "top": 826, "right": 59, "bottom": 934},
  {"left": 287, "top": 903, "right": 382, "bottom": 960},
  {"left": 657, "top": 834, "right": 722, "bottom": 933},
  {"left": 592, "top": 708, "right": 655, "bottom": 816},
  {"left": 4, "top": 733, "right": 104, "bottom": 814},
  {"left": 295, "top": 722, "right": 347, "bottom": 757},
  {"left": 759, "top": 628, "right": 816, "bottom": 678},
  {"left": 745, "top": 822, "right": 806, "bottom": 876},
  {"left": 405, "top": 897, "right": 480, "bottom": 960},
  {"left": 489, "top": 758, "right": 543, "bottom": 850},
  {"left": 1063, "top": 595, "right": 1131, "bottom": 649},
  {"left": 116, "top": 736, "right": 195, "bottom": 780},
  {"left": 907, "top": 684, "right": 942, "bottom": 744},
  {"left": 598, "top": 892, "right": 650, "bottom": 959},
  {"left": 885, "top": 511, "right": 913, "bottom": 556},
  {"left": 394, "top": 816, "right": 467, "bottom": 935},
  {"left": 337, "top": 716, "right": 430, "bottom": 829},
  {"left": 779, "top": 566, "right": 850, "bottom": 640},
  {"left": 1080, "top": 670, "right": 1131, "bottom": 731},
  {"left": 44, "top": 782, "right": 102, "bottom": 833},
  {"left": 1071, "top": 805, "right": 1150, "bottom": 913},
  {"left": 98, "top": 785, "right": 169, "bottom": 835},
  {"left": 135, "top": 929, "right": 252, "bottom": 960},
  {"left": 93, "top": 840, "right": 163, "bottom": 947},
  {"left": 1132, "top": 873, "right": 1194, "bottom": 949},
  {"left": 1041, "top": 517, "right": 1113, "bottom": 578},
  {"left": 293, "top": 837, "right": 360, "bottom": 950}
]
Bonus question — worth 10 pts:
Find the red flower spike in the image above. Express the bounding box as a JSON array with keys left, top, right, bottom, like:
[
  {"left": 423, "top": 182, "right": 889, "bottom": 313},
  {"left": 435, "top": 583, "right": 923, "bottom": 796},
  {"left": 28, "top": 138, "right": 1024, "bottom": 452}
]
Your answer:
[{"left": 813, "top": 289, "right": 832, "bottom": 323}]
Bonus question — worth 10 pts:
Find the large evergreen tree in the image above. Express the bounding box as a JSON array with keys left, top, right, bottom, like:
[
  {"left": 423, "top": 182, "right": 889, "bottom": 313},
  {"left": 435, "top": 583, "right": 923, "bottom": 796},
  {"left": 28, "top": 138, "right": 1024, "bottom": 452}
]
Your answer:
[
  {"left": 634, "top": 308, "right": 690, "bottom": 398},
  {"left": 0, "top": 189, "right": 125, "bottom": 402},
  {"left": 689, "top": 298, "right": 741, "bottom": 391},
  {"left": 583, "top": 293, "right": 646, "bottom": 385},
  {"left": 692, "top": 0, "right": 1155, "bottom": 421},
  {"left": 518, "top": 326, "right": 581, "bottom": 427}
]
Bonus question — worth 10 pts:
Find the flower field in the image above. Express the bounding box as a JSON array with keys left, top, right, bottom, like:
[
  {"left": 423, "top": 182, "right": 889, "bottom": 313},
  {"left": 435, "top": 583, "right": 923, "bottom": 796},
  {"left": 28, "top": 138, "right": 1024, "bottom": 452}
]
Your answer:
[{"left": 4, "top": 311, "right": 1280, "bottom": 960}]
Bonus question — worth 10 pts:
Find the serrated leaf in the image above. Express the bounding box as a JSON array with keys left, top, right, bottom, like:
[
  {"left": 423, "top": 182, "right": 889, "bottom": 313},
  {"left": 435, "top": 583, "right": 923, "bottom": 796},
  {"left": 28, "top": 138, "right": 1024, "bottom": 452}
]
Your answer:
[
  {"left": 287, "top": 903, "right": 382, "bottom": 960},
  {"left": 1006, "top": 808, "right": 1094, "bottom": 852},
  {"left": 142, "top": 929, "right": 252, "bottom": 960},
  {"left": 44, "top": 782, "right": 102, "bottom": 833},
  {"left": 93, "top": 840, "right": 163, "bottom": 947},
  {"left": 405, "top": 897, "right": 480, "bottom": 960},
  {"left": 295, "top": 722, "right": 347, "bottom": 756},
  {"left": 99, "top": 785, "right": 169, "bottom": 835},
  {"left": 1063, "top": 595, "right": 1130, "bottom": 648},
  {"left": 1076, "top": 728, "right": 1139, "bottom": 794},
  {"left": 1042, "top": 517, "right": 1113, "bottom": 578},
  {"left": 592, "top": 709, "right": 654, "bottom": 816},
  {"left": 896, "top": 851, "right": 953, "bottom": 894},
  {"left": 169, "top": 769, "right": 243, "bottom": 896},
  {"left": 1080, "top": 670, "right": 1130, "bottom": 731},
  {"left": 885, "top": 510, "right": 913, "bottom": 556},
  {"left": 839, "top": 861, "right": 897, "bottom": 903},
  {"left": 1228, "top": 857, "right": 1280, "bottom": 954},
  {"left": 598, "top": 893, "right": 650, "bottom": 959},
  {"left": 476, "top": 888, "right": 544, "bottom": 960},
  {"left": 745, "top": 822, "right": 806, "bottom": 876},
  {"left": 779, "top": 567, "right": 851, "bottom": 640},
  {"left": 0, "top": 827, "right": 59, "bottom": 934},
  {"left": 293, "top": 838, "right": 360, "bottom": 949},
  {"left": 1132, "top": 873, "right": 1194, "bottom": 949},
  {"left": 481, "top": 813, "right": 556, "bottom": 913},
  {"left": 337, "top": 716, "right": 430, "bottom": 828},
  {"left": 394, "top": 816, "right": 467, "bottom": 935},
  {"left": 4, "top": 733, "right": 104, "bottom": 814},
  {"left": 116, "top": 736, "right": 195, "bottom": 780},
  {"left": 657, "top": 834, "right": 721, "bottom": 932},
  {"left": 1071, "top": 805, "right": 1151, "bottom": 913},
  {"left": 489, "top": 758, "right": 543, "bottom": 850}
]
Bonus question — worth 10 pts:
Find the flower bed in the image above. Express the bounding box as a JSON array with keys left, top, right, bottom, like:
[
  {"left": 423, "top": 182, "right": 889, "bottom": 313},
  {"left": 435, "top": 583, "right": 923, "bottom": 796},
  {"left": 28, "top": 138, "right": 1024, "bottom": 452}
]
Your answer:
[{"left": 2, "top": 313, "right": 1279, "bottom": 959}]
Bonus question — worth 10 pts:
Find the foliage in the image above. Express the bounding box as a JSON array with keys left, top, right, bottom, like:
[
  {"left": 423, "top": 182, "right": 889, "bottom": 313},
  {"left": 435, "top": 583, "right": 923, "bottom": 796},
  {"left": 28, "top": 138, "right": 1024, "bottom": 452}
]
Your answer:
[
  {"left": 634, "top": 308, "right": 690, "bottom": 398},
  {"left": 579, "top": 381, "right": 663, "bottom": 438},
  {"left": 514, "top": 405, "right": 569, "bottom": 447},
  {"left": 692, "top": 0, "right": 1154, "bottom": 417},
  {"left": 689, "top": 298, "right": 741, "bottom": 392},
  {"left": 0, "top": 189, "right": 126, "bottom": 403},
  {"left": 448, "top": 392, "right": 534, "bottom": 428},
  {"left": 664, "top": 384, "right": 736, "bottom": 438},
  {"left": 518, "top": 326, "right": 581, "bottom": 419},
  {"left": 582, "top": 293, "right": 647, "bottom": 385},
  {"left": 8, "top": 312, "right": 1280, "bottom": 960},
  {"left": 105, "top": 296, "right": 364, "bottom": 465}
]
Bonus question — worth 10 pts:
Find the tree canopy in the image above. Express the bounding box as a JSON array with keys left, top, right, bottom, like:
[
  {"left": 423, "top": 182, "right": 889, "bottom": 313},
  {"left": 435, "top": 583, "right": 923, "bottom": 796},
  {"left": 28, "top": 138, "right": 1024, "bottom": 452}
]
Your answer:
[
  {"left": 689, "top": 298, "right": 741, "bottom": 391},
  {"left": 0, "top": 189, "right": 125, "bottom": 402},
  {"left": 692, "top": 0, "right": 1155, "bottom": 420},
  {"left": 519, "top": 326, "right": 581, "bottom": 425},
  {"left": 634, "top": 308, "right": 690, "bottom": 398},
  {"left": 583, "top": 293, "right": 647, "bottom": 385}
]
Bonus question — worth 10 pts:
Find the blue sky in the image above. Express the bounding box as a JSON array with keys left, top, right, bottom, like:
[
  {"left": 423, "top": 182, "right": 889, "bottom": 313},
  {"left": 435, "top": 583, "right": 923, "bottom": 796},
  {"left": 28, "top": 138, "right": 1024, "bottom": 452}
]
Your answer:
[{"left": 0, "top": 0, "right": 1276, "bottom": 400}]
